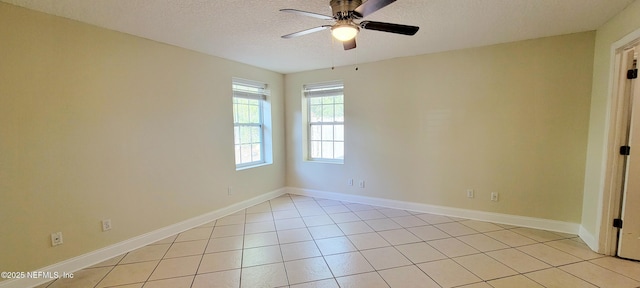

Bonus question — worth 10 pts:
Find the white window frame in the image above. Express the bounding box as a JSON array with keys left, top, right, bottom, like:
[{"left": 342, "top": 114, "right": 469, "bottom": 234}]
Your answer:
[
  {"left": 232, "top": 78, "right": 269, "bottom": 169},
  {"left": 303, "top": 81, "right": 345, "bottom": 163}
]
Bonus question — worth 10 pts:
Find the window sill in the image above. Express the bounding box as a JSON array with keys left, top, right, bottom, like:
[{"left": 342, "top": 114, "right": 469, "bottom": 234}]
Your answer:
[
  {"left": 236, "top": 162, "right": 271, "bottom": 171},
  {"left": 305, "top": 159, "right": 344, "bottom": 165}
]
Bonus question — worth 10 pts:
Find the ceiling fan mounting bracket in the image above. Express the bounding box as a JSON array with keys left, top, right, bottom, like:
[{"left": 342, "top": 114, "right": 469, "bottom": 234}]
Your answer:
[{"left": 330, "top": 0, "right": 363, "bottom": 20}]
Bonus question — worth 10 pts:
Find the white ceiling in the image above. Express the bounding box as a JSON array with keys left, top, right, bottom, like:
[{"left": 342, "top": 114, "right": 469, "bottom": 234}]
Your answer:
[{"left": 2, "top": 0, "right": 635, "bottom": 74}]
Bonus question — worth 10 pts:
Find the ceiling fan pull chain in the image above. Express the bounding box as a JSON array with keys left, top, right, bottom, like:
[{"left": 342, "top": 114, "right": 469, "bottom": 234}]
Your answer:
[
  {"left": 355, "top": 36, "right": 359, "bottom": 71},
  {"left": 331, "top": 34, "right": 336, "bottom": 70}
]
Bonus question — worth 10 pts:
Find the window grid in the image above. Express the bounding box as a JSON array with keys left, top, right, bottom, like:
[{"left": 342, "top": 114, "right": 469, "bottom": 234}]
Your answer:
[
  {"left": 307, "top": 92, "right": 344, "bottom": 161},
  {"left": 233, "top": 85, "right": 265, "bottom": 168}
]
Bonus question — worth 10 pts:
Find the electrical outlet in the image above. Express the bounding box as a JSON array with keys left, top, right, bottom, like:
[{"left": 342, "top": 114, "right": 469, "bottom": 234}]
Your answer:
[
  {"left": 466, "top": 189, "right": 474, "bottom": 198},
  {"left": 491, "top": 192, "right": 499, "bottom": 202},
  {"left": 359, "top": 180, "right": 365, "bottom": 188},
  {"left": 51, "top": 232, "right": 63, "bottom": 246},
  {"left": 227, "top": 186, "right": 233, "bottom": 196},
  {"left": 348, "top": 179, "right": 354, "bottom": 186},
  {"left": 101, "top": 219, "right": 112, "bottom": 231}
]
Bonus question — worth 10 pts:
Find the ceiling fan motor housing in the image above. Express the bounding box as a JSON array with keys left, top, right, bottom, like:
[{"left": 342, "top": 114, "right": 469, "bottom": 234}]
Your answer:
[{"left": 330, "top": 0, "right": 362, "bottom": 20}]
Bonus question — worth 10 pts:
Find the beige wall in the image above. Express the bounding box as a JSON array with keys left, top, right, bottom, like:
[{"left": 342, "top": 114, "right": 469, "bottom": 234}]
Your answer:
[
  {"left": 3, "top": 0, "right": 628, "bottom": 275},
  {"left": 0, "top": 3, "right": 285, "bottom": 273},
  {"left": 286, "top": 32, "right": 595, "bottom": 223},
  {"left": 581, "top": 0, "right": 640, "bottom": 239}
]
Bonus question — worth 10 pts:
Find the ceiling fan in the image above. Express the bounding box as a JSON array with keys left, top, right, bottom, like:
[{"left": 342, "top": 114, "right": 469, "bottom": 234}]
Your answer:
[{"left": 280, "top": 0, "right": 419, "bottom": 50}]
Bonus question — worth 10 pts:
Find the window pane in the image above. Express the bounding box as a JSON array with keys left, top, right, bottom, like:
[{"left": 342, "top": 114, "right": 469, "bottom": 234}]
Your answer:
[
  {"left": 251, "top": 126, "right": 261, "bottom": 143},
  {"left": 310, "top": 125, "right": 321, "bottom": 141},
  {"left": 233, "top": 103, "right": 238, "bottom": 123},
  {"left": 235, "top": 146, "right": 241, "bottom": 164},
  {"left": 322, "top": 105, "right": 334, "bottom": 122},
  {"left": 249, "top": 104, "right": 260, "bottom": 123},
  {"left": 252, "top": 144, "right": 261, "bottom": 161},
  {"left": 310, "top": 104, "right": 322, "bottom": 122},
  {"left": 311, "top": 141, "right": 321, "bottom": 158},
  {"left": 304, "top": 82, "right": 344, "bottom": 162},
  {"left": 334, "top": 125, "right": 344, "bottom": 141},
  {"left": 322, "top": 125, "right": 334, "bottom": 141},
  {"left": 322, "top": 141, "right": 334, "bottom": 158},
  {"left": 334, "top": 142, "right": 344, "bottom": 159},
  {"left": 238, "top": 104, "right": 249, "bottom": 123},
  {"left": 335, "top": 104, "right": 344, "bottom": 122},
  {"left": 241, "top": 126, "right": 252, "bottom": 144},
  {"left": 241, "top": 144, "right": 252, "bottom": 163},
  {"left": 233, "top": 80, "right": 267, "bottom": 168},
  {"left": 236, "top": 126, "right": 244, "bottom": 144}
]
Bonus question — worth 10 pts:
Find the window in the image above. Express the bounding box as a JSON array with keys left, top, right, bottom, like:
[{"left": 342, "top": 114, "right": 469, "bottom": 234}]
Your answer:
[
  {"left": 232, "top": 79, "right": 268, "bottom": 168},
  {"left": 304, "top": 82, "right": 345, "bottom": 162}
]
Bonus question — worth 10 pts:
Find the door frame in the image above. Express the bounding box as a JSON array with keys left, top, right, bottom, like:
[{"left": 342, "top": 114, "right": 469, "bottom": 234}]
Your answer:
[{"left": 597, "top": 28, "right": 640, "bottom": 255}]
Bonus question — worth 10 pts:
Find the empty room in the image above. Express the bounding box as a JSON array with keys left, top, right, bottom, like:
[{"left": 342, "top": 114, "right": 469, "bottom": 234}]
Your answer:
[{"left": 2, "top": 0, "right": 640, "bottom": 287}]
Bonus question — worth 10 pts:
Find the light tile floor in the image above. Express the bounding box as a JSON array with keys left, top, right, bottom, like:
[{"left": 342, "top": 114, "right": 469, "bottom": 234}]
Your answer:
[{"left": 38, "top": 194, "right": 640, "bottom": 288}]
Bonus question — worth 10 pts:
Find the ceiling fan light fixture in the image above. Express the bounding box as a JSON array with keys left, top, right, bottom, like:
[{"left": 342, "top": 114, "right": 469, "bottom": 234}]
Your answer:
[{"left": 331, "top": 24, "right": 359, "bottom": 41}]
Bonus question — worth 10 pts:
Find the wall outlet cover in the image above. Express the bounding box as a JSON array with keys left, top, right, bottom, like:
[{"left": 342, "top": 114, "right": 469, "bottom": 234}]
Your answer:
[
  {"left": 51, "top": 232, "right": 63, "bottom": 246},
  {"left": 102, "top": 219, "right": 112, "bottom": 231},
  {"left": 466, "top": 189, "right": 474, "bottom": 198}
]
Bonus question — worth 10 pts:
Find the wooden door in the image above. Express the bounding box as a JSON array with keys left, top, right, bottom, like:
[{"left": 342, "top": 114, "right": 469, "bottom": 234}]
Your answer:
[{"left": 618, "top": 46, "right": 640, "bottom": 261}]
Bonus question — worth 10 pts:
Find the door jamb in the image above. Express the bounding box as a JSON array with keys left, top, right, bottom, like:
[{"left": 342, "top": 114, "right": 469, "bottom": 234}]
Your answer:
[{"left": 597, "top": 29, "right": 640, "bottom": 255}]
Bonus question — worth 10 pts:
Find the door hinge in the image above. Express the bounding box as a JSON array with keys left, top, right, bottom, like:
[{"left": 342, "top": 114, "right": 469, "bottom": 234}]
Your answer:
[
  {"left": 620, "top": 145, "right": 631, "bottom": 156},
  {"left": 628, "top": 69, "right": 638, "bottom": 79},
  {"left": 613, "top": 218, "right": 623, "bottom": 228}
]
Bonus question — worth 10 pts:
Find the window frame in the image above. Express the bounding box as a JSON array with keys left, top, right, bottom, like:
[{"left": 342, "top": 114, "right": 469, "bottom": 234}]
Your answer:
[
  {"left": 232, "top": 78, "right": 268, "bottom": 169},
  {"left": 303, "top": 81, "right": 345, "bottom": 164}
]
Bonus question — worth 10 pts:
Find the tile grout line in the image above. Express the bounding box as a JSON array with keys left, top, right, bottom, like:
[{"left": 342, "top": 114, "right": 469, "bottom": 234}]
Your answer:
[
  {"left": 187, "top": 220, "right": 218, "bottom": 288},
  {"left": 47, "top": 193, "right": 640, "bottom": 288},
  {"left": 141, "top": 229, "right": 183, "bottom": 287},
  {"left": 268, "top": 198, "right": 291, "bottom": 288},
  {"left": 300, "top": 195, "right": 344, "bottom": 286},
  {"left": 293, "top": 195, "right": 340, "bottom": 287}
]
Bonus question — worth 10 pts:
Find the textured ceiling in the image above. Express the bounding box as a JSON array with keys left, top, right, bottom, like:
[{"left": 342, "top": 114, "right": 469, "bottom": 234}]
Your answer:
[{"left": 1, "top": 0, "right": 635, "bottom": 74}]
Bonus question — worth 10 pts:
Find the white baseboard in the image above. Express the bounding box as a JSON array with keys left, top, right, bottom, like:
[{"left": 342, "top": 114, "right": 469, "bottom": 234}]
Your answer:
[
  {"left": 286, "top": 187, "right": 581, "bottom": 235},
  {"left": 4, "top": 186, "right": 594, "bottom": 288},
  {"left": 578, "top": 225, "right": 599, "bottom": 252},
  {"left": 0, "top": 188, "right": 286, "bottom": 288}
]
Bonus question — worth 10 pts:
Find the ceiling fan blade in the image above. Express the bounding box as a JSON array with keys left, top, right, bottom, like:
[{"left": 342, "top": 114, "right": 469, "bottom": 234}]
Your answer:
[
  {"left": 280, "top": 9, "right": 333, "bottom": 20},
  {"left": 354, "top": 0, "right": 396, "bottom": 18},
  {"left": 360, "top": 21, "right": 419, "bottom": 35},
  {"left": 282, "top": 26, "right": 331, "bottom": 39},
  {"left": 343, "top": 38, "right": 357, "bottom": 50}
]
